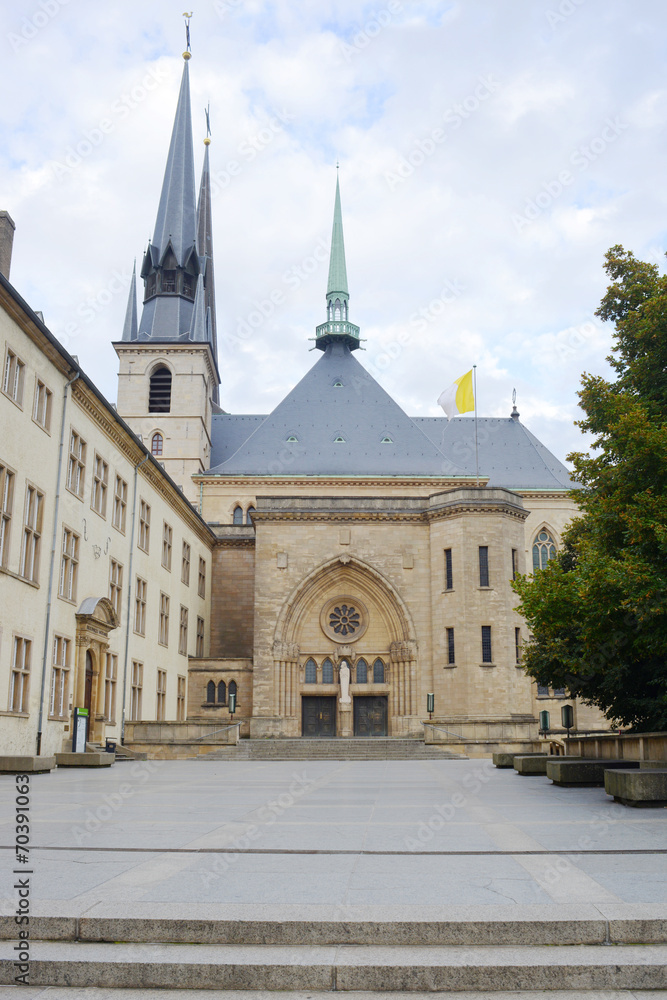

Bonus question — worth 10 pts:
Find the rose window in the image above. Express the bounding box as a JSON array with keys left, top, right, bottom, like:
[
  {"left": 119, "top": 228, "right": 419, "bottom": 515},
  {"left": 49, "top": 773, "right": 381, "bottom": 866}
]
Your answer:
[{"left": 328, "top": 604, "right": 360, "bottom": 637}]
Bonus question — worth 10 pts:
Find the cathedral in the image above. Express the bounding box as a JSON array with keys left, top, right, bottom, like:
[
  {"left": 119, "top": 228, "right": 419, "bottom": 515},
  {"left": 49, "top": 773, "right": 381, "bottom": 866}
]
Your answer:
[
  {"left": 0, "top": 49, "right": 606, "bottom": 760},
  {"left": 113, "top": 50, "right": 597, "bottom": 747}
]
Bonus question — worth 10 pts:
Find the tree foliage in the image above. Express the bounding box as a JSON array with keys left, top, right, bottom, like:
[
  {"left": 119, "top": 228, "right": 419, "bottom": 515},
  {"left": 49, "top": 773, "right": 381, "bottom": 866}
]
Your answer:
[{"left": 513, "top": 245, "right": 667, "bottom": 731}]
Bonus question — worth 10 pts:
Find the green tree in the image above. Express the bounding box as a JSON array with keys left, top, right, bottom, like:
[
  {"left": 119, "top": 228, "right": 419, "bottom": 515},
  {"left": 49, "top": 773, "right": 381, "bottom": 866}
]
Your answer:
[{"left": 513, "top": 245, "right": 667, "bottom": 730}]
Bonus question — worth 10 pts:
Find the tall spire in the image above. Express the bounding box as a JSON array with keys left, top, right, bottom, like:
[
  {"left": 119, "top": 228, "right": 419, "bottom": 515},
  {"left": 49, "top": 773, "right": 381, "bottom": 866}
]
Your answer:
[
  {"left": 121, "top": 261, "right": 138, "bottom": 341},
  {"left": 315, "top": 170, "right": 360, "bottom": 352},
  {"left": 196, "top": 134, "right": 218, "bottom": 363}
]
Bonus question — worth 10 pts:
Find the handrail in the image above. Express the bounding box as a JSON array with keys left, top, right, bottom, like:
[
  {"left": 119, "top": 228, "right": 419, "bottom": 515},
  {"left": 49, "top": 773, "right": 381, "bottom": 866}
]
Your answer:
[
  {"left": 184, "top": 722, "right": 242, "bottom": 744},
  {"left": 423, "top": 722, "right": 463, "bottom": 740}
]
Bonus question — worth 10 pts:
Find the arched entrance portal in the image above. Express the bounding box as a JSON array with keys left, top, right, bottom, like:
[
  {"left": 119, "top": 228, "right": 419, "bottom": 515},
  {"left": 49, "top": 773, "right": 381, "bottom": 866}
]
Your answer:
[
  {"left": 272, "top": 556, "right": 417, "bottom": 738},
  {"left": 74, "top": 597, "right": 120, "bottom": 745}
]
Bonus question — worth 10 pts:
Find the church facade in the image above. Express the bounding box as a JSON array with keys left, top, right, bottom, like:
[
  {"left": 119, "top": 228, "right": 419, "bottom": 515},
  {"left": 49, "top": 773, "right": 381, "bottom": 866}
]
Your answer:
[{"left": 0, "top": 50, "right": 606, "bottom": 758}]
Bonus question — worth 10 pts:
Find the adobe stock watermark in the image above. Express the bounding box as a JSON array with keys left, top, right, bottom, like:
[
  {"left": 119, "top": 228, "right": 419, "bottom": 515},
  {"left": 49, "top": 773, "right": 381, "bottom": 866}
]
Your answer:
[
  {"left": 210, "top": 110, "right": 296, "bottom": 196},
  {"left": 58, "top": 263, "right": 134, "bottom": 350},
  {"left": 512, "top": 117, "right": 629, "bottom": 233},
  {"left": 48, "top": 64, "right": 172, "bottom": 182},
  {"left": 213, "top": 0, "right": 241, "bottom": 21},
  {"left": 386, "top": 76, "right": 500, "bottom": 190},
  {"left": 338, "top": 0, "right": 403, "bottom": 64},
  {"left": 8, "top": 0, "right": 74, "bottom": 53},
  {"left": 69, "top": 760, "right": 165, "bottom": 846},
  {"left": 404, "top": 761, "right": 495, "bottom": 851},
  {"left": 545, "top": 0, "right": 587, "bottom": 30}
]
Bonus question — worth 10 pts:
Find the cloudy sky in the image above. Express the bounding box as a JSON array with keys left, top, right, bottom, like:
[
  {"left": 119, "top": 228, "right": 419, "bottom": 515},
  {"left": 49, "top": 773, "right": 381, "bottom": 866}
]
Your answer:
[{"left": 2, "top": 0, "right": 666, "bottom": 465}]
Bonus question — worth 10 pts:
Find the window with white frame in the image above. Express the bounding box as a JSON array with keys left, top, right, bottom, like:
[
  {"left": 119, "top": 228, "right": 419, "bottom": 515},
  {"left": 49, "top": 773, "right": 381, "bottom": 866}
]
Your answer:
[
  {"left": 104, "top": 653, "right": 117, "bottom": 722},
  {"left": 198, "top": 557, "right": 206, "bottom": 598},
  {"left": 59, "top": 527, "right": 79, "bottom": 601},
  {"left": 67, "top": 430, "right": 86, "bottom": 497},
  {"left": 3, "top": 348, "right": 25, "bottom": 405},
  {"left": 196, "top": 616, "right": 205, "bottom": 657},
  {"left": 181, "top": 541, "right": 191, "bottom": 585},
  {"left": 0, "top": 463, "right": 15, "bottom": 568},
  {"left": 33, "top": 379, "right": 53, "bottom": 431},
  {"left": 109, "top": 559, "right": 123, "bottom": 616},
  {"left": 158, "top": 592, "right": 169, "bottom": 646},
  {"left": 162, "top": 521, "right": 172, "bottom": 570},
  {"left": 138, "top": 499, "right": 150, "bottom": 552},
  {"left": 156, "top": 669, "right": 167, "bottom": 721},
  {"left": 19, "top": 484, "right": 43, "bottom": 583},
  {"left": 9, "top": 636, "right": 31, "bottom": 713},
  {"left": 179, "top": 606, "right": 188, "bottom": 656},
  {"left": 112, "top": 476, "right": 127, "bottom": 533},
  {"left": 91, "top": 454, "right": 108, "bottom": 517},
  {"left": 130, "top": 661, "right": 143, "bottom": 720},
  {"left": 49, "top": 635, "right": 70, "bottom": 719},
  {"left": 177, "top": 675, "right": 186, "bottom": 721},
  {"left": 134, "top": 576, "right": 146, "bottom": 635}
]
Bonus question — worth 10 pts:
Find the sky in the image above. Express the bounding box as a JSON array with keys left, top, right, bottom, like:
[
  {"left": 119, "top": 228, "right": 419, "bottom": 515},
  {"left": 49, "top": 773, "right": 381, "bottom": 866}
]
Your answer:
[{"left": 2, "top": 0, "right": 667, "bottom": 466}]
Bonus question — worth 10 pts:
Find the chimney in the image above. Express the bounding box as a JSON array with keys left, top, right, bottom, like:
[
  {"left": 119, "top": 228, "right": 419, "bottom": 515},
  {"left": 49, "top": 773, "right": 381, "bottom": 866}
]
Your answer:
[{"left": 0, "top": 212, "right": 16, "bottom": 280}]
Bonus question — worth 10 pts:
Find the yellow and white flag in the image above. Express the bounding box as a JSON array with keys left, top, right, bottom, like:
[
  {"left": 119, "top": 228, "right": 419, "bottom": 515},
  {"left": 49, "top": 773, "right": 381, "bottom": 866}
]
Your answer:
[{"left": 437, "top": 369, "right": 475, "bottom": 420}]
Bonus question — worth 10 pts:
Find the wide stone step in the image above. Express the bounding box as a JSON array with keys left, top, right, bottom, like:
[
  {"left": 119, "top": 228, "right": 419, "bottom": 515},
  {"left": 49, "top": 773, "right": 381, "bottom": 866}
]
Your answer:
[
  {"left": 202, "top": 739, "right": 467, "bottom": 761},
  {"left": 3, "top": 940, "right": 666, "bottom": 991}
]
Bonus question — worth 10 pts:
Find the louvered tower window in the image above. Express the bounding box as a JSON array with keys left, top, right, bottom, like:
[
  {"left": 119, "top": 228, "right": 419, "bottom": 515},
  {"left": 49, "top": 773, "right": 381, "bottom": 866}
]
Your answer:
[{"left": 149, "top": 368, "right": 172, "bottom": 413}]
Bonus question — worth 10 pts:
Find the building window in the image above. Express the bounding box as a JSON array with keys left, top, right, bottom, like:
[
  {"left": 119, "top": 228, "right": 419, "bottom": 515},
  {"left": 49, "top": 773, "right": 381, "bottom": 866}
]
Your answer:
[
  {"left": 0, "top": 463, "right": 15, "bottom": 568},
  {"left": 537, "top": 683, "right": 550, "bottom": 697},
  {"left": 104, "top": 653, "right": 117, "bottom": 723},
  {"left": 49, "top": 636, "right": 70, "bottom": 719},
  {"left": 182, "top": 542, "right": 191, "bottom": 585},
  {"left": 196, "top": 616, "right": 205, "bottom": 657},
  {"left": 444, "top": 548, "right": 453, "bottom": 590},
  {"left": 156, "top": 669, "right": 167, "bottom": 721},
  {"left": 233, "top": 505, "right": 243, "bottom": 525},
  {"left": 9, "top": 636, "right": 31, "bottom": 713},
  {"left": 109, "top": 559, "right": 123, "bottom": 616},
  {"left": 177, "top": 675, "right": 186, "bottom": 721},
  {"left": 305, "top": 657, "right": 317, "bottom": 683},
  {"left": 162, "top": 521, "right": 172, "bottom": 570},
  {"left": 59, "top": 527, "right": 79, "bottom": 601},
  {"left": 19, "top": 484, "right": 43, "bottom": 583},
  {"left": 217, "top": 680, "right": 226, "bottom": 704},
  {"left": 139, "top": 500, "right": 151, "bottom": 552},
  {"left": 161, "top": 270, "right": 176, "bottom": 293},
  {"left": 511, "top": 548, "right": 518, "bottom": 581},
  {"left": 481, "top": 625, "right": 493, "bottom": 663},
  {"left": 91, "top": 455, "right": 108, "bottom": 516},
  {"left": 515, "top": 627, "right": 522, "bottom": 664},
  {"left": 67, "top": 431, "right": 86, "bottom": 497},
  {"left": 3, "top": 348, "right": 25, "bottom": 405},
  {"left": 182, "top": 273, "right": 195, "bottom": 299},
  {"left": 134, "top": 577, "right": 147, "bottom": 635},
  {"left": 246, "top": 506, "right": 256, "bottom": 524},
  {"left": 355, "top": 658, "right": 367, "bottom": 683},
  {"left": 228, "top": 679, "right": 238, "bottom": 705},
  {"left": 533, "top": 529, "right": 557, "bottom": 571},
  {"left": 198, "top": 557, "right": 206, "bottom": 598},
  {"left": 206, "top": 680, "right": 215, "bottom": 703},
  {"left": 479, "top": 546, "right": 489, "bottom": 587},
  {"left": 322, "top": 658, "right": 334, "bottom": 684},
  {"left": 179, "top": 605, "right": 188, "bottom": 656},
  {"left": 373, "top": 658, "right": 385, "bottom": 684},
  {"left": 158, "top": 593, "right": 170, "bottom": 646},
  {"left": 149, "top": 367, "right": 172, "bottom": 413},
  {"left": 446, "top": 627, "right": 455, "bottom": 665},
  {"left": 33, "top": 379, "right": 53, "bottom": 431},
  {"left": 113, "top": 476, "right": 127, "bottom": 533},
  {"left": 151, "top": 432, "right": 163, "bottom": 456},
  {"left": 130, "top": 661, "right": 143, "bottom": 720},
  {"left": 553, "top": 687, "right": 566, "bottom": 698}
]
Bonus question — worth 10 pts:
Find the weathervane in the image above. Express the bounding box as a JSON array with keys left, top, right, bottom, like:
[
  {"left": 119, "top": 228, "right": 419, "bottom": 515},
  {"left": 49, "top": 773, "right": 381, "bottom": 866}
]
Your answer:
[
  {"left": 512, "top": 388, "right": 516, "bottom": 406},
  {"left": 183, "top": 11, "right": 193, "bottom": 54},
  {"left": 205, "top": 103, "right": 211, "bottom": 138}
]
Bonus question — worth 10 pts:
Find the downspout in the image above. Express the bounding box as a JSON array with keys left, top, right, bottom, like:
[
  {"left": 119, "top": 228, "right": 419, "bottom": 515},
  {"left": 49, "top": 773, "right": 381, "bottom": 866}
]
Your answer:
[
  {"left": 36, "top": 371, "right": 79, "bottom": 755},
  {"left": 119, "top": 452, "right": 150, "bottom": 744}
]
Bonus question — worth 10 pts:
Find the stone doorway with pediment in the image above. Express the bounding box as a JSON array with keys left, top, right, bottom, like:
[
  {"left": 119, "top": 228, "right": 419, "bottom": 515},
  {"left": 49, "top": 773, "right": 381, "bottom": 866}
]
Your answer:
[{"left": 73, "top": 597, "right": 120, "bottom": 746}]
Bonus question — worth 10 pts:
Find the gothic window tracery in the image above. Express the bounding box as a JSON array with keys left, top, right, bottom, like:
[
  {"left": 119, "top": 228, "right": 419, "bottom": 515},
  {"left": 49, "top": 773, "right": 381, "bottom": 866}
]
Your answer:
[
  {"left": 305, "top": 658, "right": 317, "bottom": 683},
  {"left": 321, "top": 658, "right": 334, "bottom": 684},
  {"left": 533, "top": 529, "right": 557, "bottom": 570}
]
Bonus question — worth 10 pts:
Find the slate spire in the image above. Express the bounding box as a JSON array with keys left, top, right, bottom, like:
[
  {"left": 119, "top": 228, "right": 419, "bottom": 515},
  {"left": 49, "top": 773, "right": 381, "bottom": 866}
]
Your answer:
[
  {"left": 315, "top": 170, "right": 360, "bottom": 351},
  {"left": 121, "top": 260, "right": 138, "bottom": 341},
  {"left": 196, "top": 137, "right": 218, "bottom": 363}
]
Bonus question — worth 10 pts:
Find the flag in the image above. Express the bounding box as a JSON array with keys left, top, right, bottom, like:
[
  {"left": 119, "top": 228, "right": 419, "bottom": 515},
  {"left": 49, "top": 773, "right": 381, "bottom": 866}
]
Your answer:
[{"left": 437, "top": 369, "right": 475, "bottom": 420}]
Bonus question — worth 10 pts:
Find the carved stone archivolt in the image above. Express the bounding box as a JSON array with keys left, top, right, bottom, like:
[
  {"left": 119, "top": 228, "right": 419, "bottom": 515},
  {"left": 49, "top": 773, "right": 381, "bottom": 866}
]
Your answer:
[{"left": 390, "top": 640, "right": 417, "bottom": 663}]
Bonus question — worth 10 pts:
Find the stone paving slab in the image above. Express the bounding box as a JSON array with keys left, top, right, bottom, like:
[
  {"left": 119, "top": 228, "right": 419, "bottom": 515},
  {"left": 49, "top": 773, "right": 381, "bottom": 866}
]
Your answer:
[{"left": 1, "top": 991, "right": 667, "bottom": 1000}]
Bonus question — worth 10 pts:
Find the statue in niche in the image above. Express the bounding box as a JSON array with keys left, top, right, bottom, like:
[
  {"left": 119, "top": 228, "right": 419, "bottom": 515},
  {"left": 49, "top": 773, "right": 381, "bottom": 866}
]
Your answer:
[{"left": 339, "top": 659, "right": 351, "bottom": 704}]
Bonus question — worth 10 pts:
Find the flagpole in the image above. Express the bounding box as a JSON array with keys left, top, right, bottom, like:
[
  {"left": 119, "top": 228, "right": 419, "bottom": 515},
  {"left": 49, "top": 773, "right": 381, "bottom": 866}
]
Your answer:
[{"left": 473, "top": 365, "right": 479, "bottom": 487}]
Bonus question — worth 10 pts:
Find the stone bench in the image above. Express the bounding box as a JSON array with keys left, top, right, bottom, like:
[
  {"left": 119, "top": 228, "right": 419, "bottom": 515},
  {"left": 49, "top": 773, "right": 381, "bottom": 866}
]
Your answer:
[
  {"left": 493, "top": 752, "right": 545, "bottom": 768},
  {"left": 513, "top": 754, "right": 550, "bottom": 775},
  {"left": 546, "top": 758, "right": 639, "bottom": 786},
  {"left": 55, "top": 752, "right": 114, "bottom": 768},
  {"left": 604, "top": 768, "right": 667, "bottom": 807},
  {"left": 0, "top": 755, "right": 55, "bottom": 774}
]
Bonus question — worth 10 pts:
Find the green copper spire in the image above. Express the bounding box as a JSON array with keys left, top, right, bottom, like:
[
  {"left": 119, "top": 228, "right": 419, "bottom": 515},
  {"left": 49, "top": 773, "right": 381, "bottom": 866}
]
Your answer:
[
  {"left": 315, "top": 170, "right": 360, "bottom": 352},
  {"left": 326, "top": 172, "right": 349, "bottom": 302}
]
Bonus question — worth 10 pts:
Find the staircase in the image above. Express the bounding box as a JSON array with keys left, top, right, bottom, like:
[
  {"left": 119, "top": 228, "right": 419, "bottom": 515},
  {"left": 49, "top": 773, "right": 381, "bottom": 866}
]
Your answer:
[{"left": 201, "top": 738, "right": 467, "bottom": 761}]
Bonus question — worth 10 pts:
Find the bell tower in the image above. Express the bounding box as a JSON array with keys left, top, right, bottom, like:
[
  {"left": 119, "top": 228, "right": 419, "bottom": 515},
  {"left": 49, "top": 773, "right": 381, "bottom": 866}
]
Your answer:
[{"left": 114, "top": 43, "right": 220, "bottom": 503}]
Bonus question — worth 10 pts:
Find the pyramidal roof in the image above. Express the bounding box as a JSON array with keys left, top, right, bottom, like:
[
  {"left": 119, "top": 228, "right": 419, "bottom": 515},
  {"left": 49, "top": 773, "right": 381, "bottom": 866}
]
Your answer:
[{"left": 207, "top": 342, "right": 466, "bottom": 477}]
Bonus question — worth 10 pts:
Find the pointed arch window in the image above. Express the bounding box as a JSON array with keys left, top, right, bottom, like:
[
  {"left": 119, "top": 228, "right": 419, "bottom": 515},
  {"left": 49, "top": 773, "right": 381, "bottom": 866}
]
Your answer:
[
  {"left": 246, "top": 506, "right": 256, "bottom": 524},
  {"left": 217, "top": 680, "right": 226, "bottom": 704},
  {"left": 356, "top": 658, "right": 368, "bottom": 683},
  {"left": 151, "top": 432, "right": 163, "bottom": 456},
  {"left": 373, "top": 658, "right": 385, "bottom": 684},
  {"left": 322, "top": 658, "right": 334, "bottom": 684},
  {"left": 305, "top": 658, "right": 317, "bottom": 684},
  {"left": 233, "top": 505, "right": 243, "bottom": 525},
  {"left": 228, "top": 679, "right": 238, "bottom": 704},
  {"left": 149, "top": 367, "right": 172, "bottom": 413},
  {"left": 532, "top": 529, "right": 557, "bottom": 571},
  {"left": 206, "top": 680, "right": 215, "bottom": 703}
]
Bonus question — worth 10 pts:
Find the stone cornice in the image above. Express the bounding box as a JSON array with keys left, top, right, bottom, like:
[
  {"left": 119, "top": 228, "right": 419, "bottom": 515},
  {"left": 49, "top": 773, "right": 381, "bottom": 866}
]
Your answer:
[
  {"left": 113, "top": 340, "right": 219, "bottom": 386},
  {"left": 194, "top": 475, "right": 480, "bottom": 488}
]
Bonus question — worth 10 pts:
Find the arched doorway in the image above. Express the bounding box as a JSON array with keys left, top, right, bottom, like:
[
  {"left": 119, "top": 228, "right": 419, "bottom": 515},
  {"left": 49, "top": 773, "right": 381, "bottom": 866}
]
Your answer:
[{"left": 85, "top": 651, "right": 94, "bottom": 712}]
